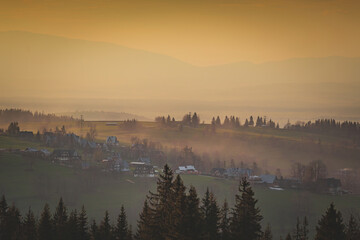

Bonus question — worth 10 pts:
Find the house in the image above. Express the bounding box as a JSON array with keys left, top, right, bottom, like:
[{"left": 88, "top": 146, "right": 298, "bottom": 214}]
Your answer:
[
  {"left": 211, "top": 168, "right": 226, "bottom": 177},
  {"left": 139, "top": 157, "right": 151, "bottom": 165},
  {"left": 133, "top": 165, "right": 155, "bottom": 177},
  {"left": 19, "top": 131, "right": 34, "bottom": 138},
  {"left": 176, "top": 165, "right": 198, "bottom": 174},
  {"left": 113, "top": 159, "right": 130, "bottom": 172},
  {"left": 274, "top": 177, "right": 301, "bottom": 189},
  {"left": 106, "top": 136, "right": 119, "bottom": 146},
  {"left": 52, "top": 149, "right": 81, "bottom": 161},
  {"left": 315, "top": 178, "right": 342, "bottom": 194},
  {"left": 225, "top": 168, "right": 253, "bottom": 178},
  {"left": 259, "top": 175, "right": 276, "bottom": 184}
]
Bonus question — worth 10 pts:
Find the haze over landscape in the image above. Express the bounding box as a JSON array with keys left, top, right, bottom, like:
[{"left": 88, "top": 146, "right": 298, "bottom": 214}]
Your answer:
[{"left": 1, "top": 1, "right": 360, "bottom": 240}]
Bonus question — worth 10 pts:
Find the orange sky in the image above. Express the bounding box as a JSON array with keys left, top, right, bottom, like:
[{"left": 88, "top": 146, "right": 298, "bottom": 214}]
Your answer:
[{"left": 1, "top": 0, "right": 360, "bottom": 66}]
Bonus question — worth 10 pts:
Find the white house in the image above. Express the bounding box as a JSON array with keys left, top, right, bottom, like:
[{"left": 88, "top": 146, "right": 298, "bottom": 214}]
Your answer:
[{"left": 176, "top": 165, "right": 198, "bottom": 174}]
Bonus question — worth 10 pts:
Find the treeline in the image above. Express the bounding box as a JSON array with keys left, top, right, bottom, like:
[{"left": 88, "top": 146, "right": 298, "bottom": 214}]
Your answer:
[
  {"left": 155, "top": 113, "right": 201, "bottom": 128},
  {"left": 211, "top": 116, "right": 279, "bottom": 129},
  {"left": 285, "top": 119, "right": 360, "bottom": 136},
  {"left": 1, "top": 165, "right": 360, "bottom": 240},
  {"left": 0, "top": 109, "right": 78, "bottom": 123}
]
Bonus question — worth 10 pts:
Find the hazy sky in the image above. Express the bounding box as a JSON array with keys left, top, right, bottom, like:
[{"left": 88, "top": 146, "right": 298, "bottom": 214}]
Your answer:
[{"left": 1, "top": 0, "right": 360, "bottom": 66}]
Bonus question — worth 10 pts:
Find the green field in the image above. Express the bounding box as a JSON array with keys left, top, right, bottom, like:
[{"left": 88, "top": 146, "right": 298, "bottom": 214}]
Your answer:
[{"left": 0, "top": 152, "right": 359, "bottom": 239}]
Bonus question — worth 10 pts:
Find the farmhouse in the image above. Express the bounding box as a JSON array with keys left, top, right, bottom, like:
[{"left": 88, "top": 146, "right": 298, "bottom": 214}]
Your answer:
[
  {"left": 19, "top": 131, "right": 34, "bottom": 138},
  {"left": 176, "top": 165, "right": 198, "bottom": 174},
  {"left": 225, "top": 168, "right": 253, "bottom": 178},
  {"left": 133, "top": 165, "right": 155, "bottom": 177},
  {"left": 211, "top": 168, "right": 226, "bottom": 177},
  {"left": 52, "top": 149, "right": 81, "bottom": 162},
  {"left": 315, "top": 178, "right": 342, "bottom": 195}
]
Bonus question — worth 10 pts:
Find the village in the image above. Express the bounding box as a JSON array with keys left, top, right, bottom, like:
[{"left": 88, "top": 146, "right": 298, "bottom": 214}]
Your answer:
[{"left": 0, "top": 126, "right": 352, "bottom": 196}]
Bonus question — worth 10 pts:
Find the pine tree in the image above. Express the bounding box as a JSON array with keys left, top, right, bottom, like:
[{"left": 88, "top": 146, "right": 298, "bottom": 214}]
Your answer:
[
  {"left": 78, "top": 205, "right": 89, "bottom": 240},
  {"left": 115, "top": 205, "right": 128, "bottom": 240},
  {"left": 171, "top": 174, "right": 187, "bottom": 239},
  {"left": 184, "top": 186, "right": 202, "bottom": 240},
  {"left": 285, "top": 233, "right": 292, "bottom": 240},
  {"left": 201, "top": 188, "right": 220, "bottom": 240},
  {"left": 136, "top": 200, "right": 153, "bottom": 240},
  {"left": 38, "top": 204, "right": 53, "bottom": 240},
  {"left": 220, "top": 200, "right": 230, "bottom": 240},
  {"left": 293, "top": 217, "right": 302, "bottom": 240},
  {"left": 127, "top": 225, "right": 133, "bottom": 240},
  {"left": 22, "top": 208, "right": 37, "bottom": 240},
  {"left": 315, "top": 203, "right": 346, "bottom": 240},
  {"left": 5, "top": 204, "right": 22, "bottom": 240},
  {"left": 230, "top": 177, "right": 263, "bottom": 240},
  {"left": 346, "top": 214, "right": 360, "bottom": 240},
  {"left": 67, "top": 209, "right": 79, "bottom": 240},
  {"left": 261, "top": 224, "right": 273, "bottom": 240},
  {"left": 0, "top": 195, "right": 8, "bottom": 240},
  {"left": 216, "top": 116, "right": 221, "bottom": 126},
  {"left": 98, "top": 211, "right": 113, "bottom": 240},
  {"left": 147, "top": 164, "right": 174, "bottom": 240},
  {"left": 302, "top": 217, "right": 309, "bottom": 240},
  {"left": 90, "top": 220, "right": 99, "bottom": 240},
  {"left": 53, "top": 197, "right": 68, "bottom": 240}
]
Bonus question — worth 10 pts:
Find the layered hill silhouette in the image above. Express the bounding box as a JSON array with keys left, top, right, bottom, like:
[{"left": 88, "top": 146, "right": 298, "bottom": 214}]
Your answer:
[{"left": 1, "top": 31, "right": 360, "bottom": 110}]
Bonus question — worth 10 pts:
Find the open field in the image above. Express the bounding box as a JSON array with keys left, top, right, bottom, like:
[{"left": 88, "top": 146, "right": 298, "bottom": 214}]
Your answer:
[{"left": 0, "top": 152, "right": 359, "bottom": 238}]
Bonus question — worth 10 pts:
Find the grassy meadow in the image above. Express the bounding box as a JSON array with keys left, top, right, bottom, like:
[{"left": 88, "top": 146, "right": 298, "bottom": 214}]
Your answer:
[{"left": 0, "top": 151, "right": 360, "bottom": 238}]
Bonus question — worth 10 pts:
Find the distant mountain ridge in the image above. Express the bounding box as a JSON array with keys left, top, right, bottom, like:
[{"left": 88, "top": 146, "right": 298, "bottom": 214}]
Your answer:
[{"left": 0, "top": 31, "right": 360, "bottom": 110}]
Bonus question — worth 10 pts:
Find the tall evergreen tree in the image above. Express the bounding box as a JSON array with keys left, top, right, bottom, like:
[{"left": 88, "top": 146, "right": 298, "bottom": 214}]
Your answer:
[
  {"left": 201, "top": 188, "right": 220, "bottom": 240},
  {"left": 22, "top": 208, "right": 37, "bottom": 240},
  {"left": 53, "top": 197, "right": 68, "bottom": 240},
  {"left": 136, "top": 200, "right": 153, "bottom": 240},
  {"left": 115, "top": 205, "right": 128, "bottom": 240},
  {"left": 147, "top": 164, "right": 174, "bottom": 240},
  {"left": 261, "top": 224, "right": 273, "bottom": 240},
  {"left": 285, "top": 233, "right": 292, "bottom": 240},
  {"left": 127, "top": 225, "right": 133, "bottom": 240},
  {"left": 67, "top": 209, "right": 79, "bottom": 240},
  {"left": 98, "top": 211, "right": 113, "bottom": 240},
  {"left": 220, "top": 200, "right": 230, "bottom": 240},
  {"left": 0, "top": 195, "right": 8, "bottom": 240},
  {"left": 184, "top": 186, "right": 202, "bottom": 240},
  {"left": 230, "top": 177, "right": 263, "bottom": 240},
  {"left": 90, "top": 220, "right": 99, "bottom": 240},
  {"left": 5, "top": 204, "right": 22, "bottom": 240},
  {"left": 78, "top": 205, "right": 89, "bottom": 240},
  {"left": 315, "top": 203, "right": 346, "bottom": 240},
  {"left": 171, "top": 174, "right": 187, "bottom": 239},
  {"left": 38, "top": 204, "right": 53, "bottom": 240},
  {"left": 345, "top": 214, "right": 360, "bottom": 240}
]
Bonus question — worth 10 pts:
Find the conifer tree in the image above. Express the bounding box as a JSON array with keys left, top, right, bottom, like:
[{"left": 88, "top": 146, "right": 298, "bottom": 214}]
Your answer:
[
  {"left": 315, "top": 203, "right": 345, "bottom": 240},
  {"left": 345, "top": 214, "right": 360, "bottom": 240},
  {"left": 230, "top": 177, "right": 263, "bottom": 240},
  {"left": 127, "top": 225, "right": 134, "bottom": 240},
  {"left": 147, "top": 164, "right": 174, "bottom": 240},
  {"left": 38, "top": 204, "right": 53, "bottom": 240},
  {"left": 5, "top": 204, "right": 22, "bottom": 240},
  {"left": 261, "top": 224, "right": 273, "bottom": 240},
  {"left": 78, "top": 205, "right": 89, "bottom": 240},
  {"left": 216, "top": 116, "right": 221, "bottom": 126},
  {"left": 285, "top": 233, "right": 292, "bottom": 240},
  {"left": 220, "top": 199, "right": 230, "bottom": 240},
  {"left": 201, "top": 188, "right": 220, "bottom": 240},
  {"left": 22, "top": 208, "right": 37, "bottom": 240},
  {"left": 136, "top": 200, "right": 153, "bottom": 240},
  {"left": 98, "top": 211, "right": 113, "bottom": 240},
  {"left": 0, "top": 195, "right": 8, "bottom": 239},
  {"left": 115, "top": 205, "right": 128, "bottom": 240},
  {"left": 184, "top": 186, "right": 202, "bottom": 240},
  {"left": 67, "top": 209, "right": 79, "bottom": 240},
  {"left": 302, "top": 217, "right": 309, "bottom": 240},
  {"left": 53, "top": 197, "right": 68, "bottom": 240},
  {"left": 90, "top": 219, "right": 99, "bottom": 240},
  {"left": 171, "top": 174, "right": 187, "bottom": 239}
]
